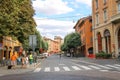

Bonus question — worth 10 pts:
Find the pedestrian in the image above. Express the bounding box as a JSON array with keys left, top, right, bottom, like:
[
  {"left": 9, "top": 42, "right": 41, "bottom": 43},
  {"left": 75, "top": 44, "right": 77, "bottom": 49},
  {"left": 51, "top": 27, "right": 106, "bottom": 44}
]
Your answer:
[
  {"left": 59, "top": 53, "right": 61, "bottom": 59},
  {"left": 17, "top": 56, "right": 21, "bottom": 65},
  {"left": 10, "top": 51, "right": 17, "bottom": 69},
  {"left": 33, "top": 52, "right": 37, "bottom": 63},
  {"left": 25, "top": 55, "right": 29, "bottom": 68},
  {"left": 21, "top": 54, "right": 26, "bottom": 68},
  {"left": 1, "top": 57, "right": 5, "bottom": 66},
  {"left": 29, "top": 52, "right": 33, "bottom": 65}
]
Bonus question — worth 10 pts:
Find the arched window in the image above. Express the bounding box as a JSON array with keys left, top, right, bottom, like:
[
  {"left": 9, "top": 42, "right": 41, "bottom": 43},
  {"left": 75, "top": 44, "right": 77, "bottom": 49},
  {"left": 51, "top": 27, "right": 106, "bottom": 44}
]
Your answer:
[{"left": 104, "top": 29, "right": 111, "bottom": 53}]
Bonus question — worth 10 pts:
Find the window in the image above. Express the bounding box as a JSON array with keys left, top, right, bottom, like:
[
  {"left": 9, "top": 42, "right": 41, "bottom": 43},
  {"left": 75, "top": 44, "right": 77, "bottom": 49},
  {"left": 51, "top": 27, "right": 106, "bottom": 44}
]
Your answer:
[
  {"left": 103, "top": 9, "right": 107, "bottom": 22},
  {"left": 96, "top": 13, "right": 99, "bottom": 25},
  {"left": 96, "top": 0, "right": 98, "bottom": 9},
  {"left": 90, "top": 26, "right": 92, "bottom": 32},
  {"left": 103, "top": 0, "right": 107, "bottom": 4},
  {"left": 90, "top": 37, "right": 93, "bottom": 43},
  {"left": 89, "top": 19, "right": 92, "bottom": 22},
  {"left": 118, "top": 3, "right": 120, "bottom": 13}
]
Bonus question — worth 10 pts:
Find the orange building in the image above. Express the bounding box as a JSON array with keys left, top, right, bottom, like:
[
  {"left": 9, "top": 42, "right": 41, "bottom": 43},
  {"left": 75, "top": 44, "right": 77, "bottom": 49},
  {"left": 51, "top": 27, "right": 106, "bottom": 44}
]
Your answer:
[
  {"left": 54, "top": 36, "right": 62, "bottom": 52},
  {"left": 74, "top": 16, "right": 93, "bottom": 57},
  {"left": 0, "top": 36, "right": 22, "bottom": 60},
  {"left": 43, "top": 36, "right": 62, "bottom": 53},
  {"left": 92, "top": 0, "right": 120, "bottom": 57}
]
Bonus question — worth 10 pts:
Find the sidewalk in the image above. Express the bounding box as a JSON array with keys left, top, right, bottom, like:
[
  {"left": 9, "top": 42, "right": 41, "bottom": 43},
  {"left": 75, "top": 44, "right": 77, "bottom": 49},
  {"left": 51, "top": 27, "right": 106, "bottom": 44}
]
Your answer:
[
  {"left": 0, "top": 59, "right": 41, "bottom": 76},
  {"left": 71, "top": 57, "right": 120, "bottom": 65}
]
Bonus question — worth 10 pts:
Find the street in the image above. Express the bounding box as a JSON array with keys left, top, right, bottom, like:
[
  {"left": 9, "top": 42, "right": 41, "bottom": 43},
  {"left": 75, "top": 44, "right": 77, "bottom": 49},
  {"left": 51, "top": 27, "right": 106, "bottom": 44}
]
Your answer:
[{"left": 0, "top": 54, "right": 120, "bottom": 80}]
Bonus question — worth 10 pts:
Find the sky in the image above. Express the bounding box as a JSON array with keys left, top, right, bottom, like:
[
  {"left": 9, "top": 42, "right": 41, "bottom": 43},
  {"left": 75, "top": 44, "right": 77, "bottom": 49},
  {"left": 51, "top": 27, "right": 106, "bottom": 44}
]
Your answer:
[{"left": 32, "top": 0, "right": 92, "bottom": 39}]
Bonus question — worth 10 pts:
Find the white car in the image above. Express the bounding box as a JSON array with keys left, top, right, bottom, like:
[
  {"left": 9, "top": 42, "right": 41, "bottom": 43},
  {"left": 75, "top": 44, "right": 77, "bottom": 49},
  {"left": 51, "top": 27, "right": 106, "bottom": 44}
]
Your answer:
[{"left": 43, "top": 52, "right": 48, "bottom": 58}]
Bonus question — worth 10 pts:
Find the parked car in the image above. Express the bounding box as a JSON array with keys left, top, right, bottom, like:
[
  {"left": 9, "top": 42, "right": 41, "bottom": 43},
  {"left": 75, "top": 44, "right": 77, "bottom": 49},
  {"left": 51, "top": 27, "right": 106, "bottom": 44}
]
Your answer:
[
  {"left": 66, "top": 53, "right": 71, "bottom": 57},
  {"left": 43, "top": 52, "right": 48, "bottom": 58},
  {"left": 37, "top": 54, "right": 45, "bottom": 59}
]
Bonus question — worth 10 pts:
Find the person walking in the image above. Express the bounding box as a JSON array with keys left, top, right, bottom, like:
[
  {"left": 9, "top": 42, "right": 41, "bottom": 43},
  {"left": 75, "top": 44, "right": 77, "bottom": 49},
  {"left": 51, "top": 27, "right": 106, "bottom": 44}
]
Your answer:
[
  {"left": 33, "top": 52, "right": 37, "bottom": 63},
  {"left": 29, "top": 53, "right": 33, "bottom": 65},
  {"left": 10, "top": 51, "right": 17, "bottom": 69},
  {"left": 25, "top": 55, "right": 29, "bottom": 67},
  {"left": 21, "top": 54, "right": 26, "bottom": 68}
]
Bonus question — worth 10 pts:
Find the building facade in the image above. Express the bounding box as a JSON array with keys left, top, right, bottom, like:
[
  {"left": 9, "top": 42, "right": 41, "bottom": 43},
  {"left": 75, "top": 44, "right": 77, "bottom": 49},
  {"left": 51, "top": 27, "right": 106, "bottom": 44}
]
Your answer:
[
  {"left": 0, "top": 36, "right": 22, "bottom": 60},
  {"left": 92, "top": 0, "right": 120, "bottom": 57},
  {"left": 43, "top": 36, "right": 62, "bottom": 53},
  {"left": 74, "top": 16, "right": 93, "bottom": 57}
]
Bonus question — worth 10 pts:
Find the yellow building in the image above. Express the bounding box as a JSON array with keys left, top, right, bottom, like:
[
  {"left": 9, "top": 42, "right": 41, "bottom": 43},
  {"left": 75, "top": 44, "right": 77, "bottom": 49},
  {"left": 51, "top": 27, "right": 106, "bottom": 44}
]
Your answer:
[
  {"left": 92, "top": 0, "right": 120, "bottom": 57},
  {"left": 0, "top": 36, "right": 22, "bottom": 60}
]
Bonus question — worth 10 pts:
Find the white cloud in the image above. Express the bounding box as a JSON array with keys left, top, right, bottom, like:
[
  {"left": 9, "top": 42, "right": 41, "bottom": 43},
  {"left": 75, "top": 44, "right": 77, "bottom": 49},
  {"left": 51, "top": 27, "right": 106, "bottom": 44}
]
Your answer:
[
  {"left": 35, "top": 17, "right": 76, "bottom": 39},
  {"left": 32, "top": 0, "right": 92, "bottom": 39},
  {"left": 33, "top": 0, "right": 74, "bottom": 15},
  {"left": 75, "top": 0, "right": 92, "bottom": 7}
]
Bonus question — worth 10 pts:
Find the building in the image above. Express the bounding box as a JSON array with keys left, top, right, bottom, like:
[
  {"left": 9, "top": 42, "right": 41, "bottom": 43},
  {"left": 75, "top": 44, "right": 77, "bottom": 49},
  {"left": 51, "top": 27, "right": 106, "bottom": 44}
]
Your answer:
[
  {"left": 92, "top": 0, "right": 120, "bottom": 57},
  {"left": 43, "top": 36, "right": 62, "bottom": 53},
  {"left": 74, "top": 16, "right": 93, "bottom": 57},
  {"left": 54, "top": 36, "right": 62, "bottom": 52},
  {"left": 0, "top": 36, "right": 22, "bottom": 60}
]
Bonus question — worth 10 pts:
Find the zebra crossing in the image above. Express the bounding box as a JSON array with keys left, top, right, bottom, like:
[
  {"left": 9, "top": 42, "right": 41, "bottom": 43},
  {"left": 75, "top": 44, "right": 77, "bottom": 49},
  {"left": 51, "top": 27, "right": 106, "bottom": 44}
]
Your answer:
[{"left": 33, "top": 64, "right": 120, "bottom": 73}]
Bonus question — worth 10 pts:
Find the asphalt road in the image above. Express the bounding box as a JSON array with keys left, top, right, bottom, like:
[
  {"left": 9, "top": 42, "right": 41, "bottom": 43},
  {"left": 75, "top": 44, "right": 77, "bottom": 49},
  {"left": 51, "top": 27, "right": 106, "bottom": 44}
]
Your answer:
[{"left": 0, "top": 54, "right": 120, "bottom": 80}]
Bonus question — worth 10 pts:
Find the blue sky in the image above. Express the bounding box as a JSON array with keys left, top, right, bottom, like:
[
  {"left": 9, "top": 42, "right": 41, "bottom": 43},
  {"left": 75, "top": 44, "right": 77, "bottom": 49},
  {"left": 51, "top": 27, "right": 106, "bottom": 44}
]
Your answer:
[{"left": 32, "top": 0, "right": 92, "bottom": 39}]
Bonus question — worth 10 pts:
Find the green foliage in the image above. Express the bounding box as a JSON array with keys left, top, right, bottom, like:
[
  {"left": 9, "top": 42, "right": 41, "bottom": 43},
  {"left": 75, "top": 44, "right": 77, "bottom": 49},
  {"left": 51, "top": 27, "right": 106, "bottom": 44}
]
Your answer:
[
  {"left": 0, "top": 0, "right": 39, "bottom": 49},
  {"left": 96, "top": 51, "right": 112, "bottom": 59},
  {"left": 41, "top": 40, "right": 48, "bottom": 51},
  {"left": 61, "top": 32, "right": 81, "bottom": 51}
]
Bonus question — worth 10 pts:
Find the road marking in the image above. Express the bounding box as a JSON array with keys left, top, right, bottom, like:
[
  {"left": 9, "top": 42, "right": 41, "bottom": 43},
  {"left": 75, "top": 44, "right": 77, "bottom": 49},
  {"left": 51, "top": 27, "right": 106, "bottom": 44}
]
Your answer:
[
  {"left": 44, "top": 67, "right": 50, "bottom": 72},
  {"left": 0, "top": 74, "right": 4, "bottom": 76},
  {"left": 63, "top": 67, "right": 70, "bottom": 71},
  {"left": 96, "top": 65, "right": 112, "bottom": 69},
  {"left": 34, "top": 68, "right": 41, "bottom": 72},
  {"left": 54, "top": 67, "right": 60, "bottom": 71},
  {"left": 99, "top": 70, "right": 109, "bottom": 72},
  {"left": 79, "top": 65, "right": 92, "bottom": 70},
  {"left": 72, "top": 66, "right": 81, "bottom": 70},
  {"left": 89, "top": 65, "right": 101, "bottom": 69},
  {"left": 106, "top": 65, "right": 120, "bottom": 69},
  {"left": 114, "top": 64, "right": 120, "bottom": 67}
]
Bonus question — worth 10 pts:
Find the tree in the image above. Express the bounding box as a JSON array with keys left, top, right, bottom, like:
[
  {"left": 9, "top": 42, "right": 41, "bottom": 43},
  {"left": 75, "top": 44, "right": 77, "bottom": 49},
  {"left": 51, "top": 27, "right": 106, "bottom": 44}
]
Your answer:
[
  {"left": 41, "top": 40, "right": 48, "bottom": 52},
  {"left": 0, "top": 0, "right": 20, "bottom": 36},
  {"left": 0, "top": 0, "right": 38, "bottom": 49},
  {"left": 61, "top": 32, "right": 81, "bottom": 57}
]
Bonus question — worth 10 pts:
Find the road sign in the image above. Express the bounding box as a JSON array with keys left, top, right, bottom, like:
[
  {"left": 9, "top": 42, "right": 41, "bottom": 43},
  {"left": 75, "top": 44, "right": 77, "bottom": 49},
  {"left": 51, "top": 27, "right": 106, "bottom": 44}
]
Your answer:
[{"left": 29, "top": 35, "right": 37, "bottom": 51}]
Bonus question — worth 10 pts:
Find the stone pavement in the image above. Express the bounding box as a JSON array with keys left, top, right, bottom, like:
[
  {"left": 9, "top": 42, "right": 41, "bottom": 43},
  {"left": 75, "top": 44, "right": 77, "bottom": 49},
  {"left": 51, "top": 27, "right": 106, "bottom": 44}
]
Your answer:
[{"left": 0, "top": 59, "right": 41, "bottom": 76}]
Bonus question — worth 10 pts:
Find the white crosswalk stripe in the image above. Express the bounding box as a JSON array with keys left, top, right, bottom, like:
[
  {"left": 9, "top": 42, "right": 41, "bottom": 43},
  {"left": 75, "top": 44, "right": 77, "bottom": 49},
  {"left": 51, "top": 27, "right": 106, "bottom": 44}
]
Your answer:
[
  {"left": 79, "top": 65, "right": 92, "bottom": 70},
  {"left": 34, "top": 68, "right": 41, "bottom": 72},
  {"left": 96, "top": 65, "right": 112, "bottom": 69},
  {"left": 72, "top": 66, "right": 81, "bottom": 70},
  {"left": 44, "top": 67, "right": 50, "bottom": 72},
  {"left": 106, "top": 65, "right": 120, "bottom": 69},
  {"left": 63, "top": 67, "right": 70, "bottom": 71},
  {"left": 54, "top": 67, "right": 60, "bottom": 72},
  {"left": 114, "top": 64, "right": 120, "bottom": 67},
  {"left": 89, "top": 65, "right": 101, "bottom": 69},
  {"left": 33, "top": 64, "right": 120, "bottom": 73}
]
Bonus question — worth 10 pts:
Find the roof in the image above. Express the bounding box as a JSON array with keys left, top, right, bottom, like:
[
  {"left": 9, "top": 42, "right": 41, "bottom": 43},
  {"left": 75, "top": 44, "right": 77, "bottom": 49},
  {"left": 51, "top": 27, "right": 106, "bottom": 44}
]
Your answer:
[{"left": 73, "top": 16, "right": 92, "bottom": 29}]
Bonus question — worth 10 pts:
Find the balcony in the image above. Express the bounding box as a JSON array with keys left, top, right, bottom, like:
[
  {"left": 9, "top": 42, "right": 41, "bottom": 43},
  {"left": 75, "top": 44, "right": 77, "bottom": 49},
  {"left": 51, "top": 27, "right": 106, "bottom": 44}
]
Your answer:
[
  {"left": 111, "top": 13, "right": 120, "bottom": 23},
  {"left": 116, "top": 0, "right": 120, "bottom": 2}
]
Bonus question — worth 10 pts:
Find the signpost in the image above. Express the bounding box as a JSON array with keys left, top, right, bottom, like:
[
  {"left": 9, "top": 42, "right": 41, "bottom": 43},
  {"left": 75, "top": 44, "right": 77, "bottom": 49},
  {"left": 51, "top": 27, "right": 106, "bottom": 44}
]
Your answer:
[{"left": 29, "top": 35, "right": 37, "bottom": 51}]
